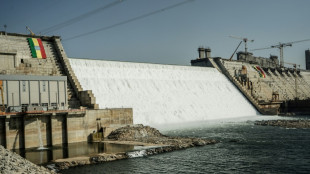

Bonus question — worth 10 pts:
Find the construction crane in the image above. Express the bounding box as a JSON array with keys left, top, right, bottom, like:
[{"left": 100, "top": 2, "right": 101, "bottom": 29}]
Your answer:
[
  {"left": 229, "top": 41, "right": 242, "bottom": 61},
  {"left": 251, "top": 39, "right": 310, "bottom": 68},
  {"left": 229, "top": 35, "right": 254, "bottom": 54},
  {"left": 26, "top": 26, "right": 35, "bottom": 36}
]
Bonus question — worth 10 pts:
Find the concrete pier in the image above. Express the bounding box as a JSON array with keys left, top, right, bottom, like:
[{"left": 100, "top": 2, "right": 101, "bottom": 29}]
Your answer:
[{"left": 0, "top": 108, "right": 132, "bottom": 150}]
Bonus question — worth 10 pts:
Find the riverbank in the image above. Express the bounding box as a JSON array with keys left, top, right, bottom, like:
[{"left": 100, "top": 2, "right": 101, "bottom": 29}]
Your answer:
[
  {"left": 0, "top": 145, "right": 54, "bottom": 174},
  {"left": 255, "top": 119, "right": 310, "bottom": 129},
  {"left": 53, "top": 124, "right": 217, "bottom": 171}
]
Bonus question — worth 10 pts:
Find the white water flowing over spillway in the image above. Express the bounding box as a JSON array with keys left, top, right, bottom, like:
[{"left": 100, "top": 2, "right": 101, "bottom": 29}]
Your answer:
[{"left": 69, "top": 58, "right": 258, "bottom": 126}]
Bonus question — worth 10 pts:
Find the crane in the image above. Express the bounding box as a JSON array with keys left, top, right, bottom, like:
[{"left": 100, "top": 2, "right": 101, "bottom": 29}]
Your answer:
[
  {"left": 229, "top": 35, "right": 254, "bottom": 54},
  {"left": 229, "top": 41, "right": 242, "bottom": 61},
  {"left": 251, "top": 39, "right": 310, "bottom": 68},
  {"left": 26, "top": 26, "right": 35, "bottom": 36}
]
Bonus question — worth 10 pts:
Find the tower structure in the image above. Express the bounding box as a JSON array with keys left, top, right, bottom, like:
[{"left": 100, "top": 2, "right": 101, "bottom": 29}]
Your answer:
[{"left": 306, "top": 49, "right": 310, "bottom": 70}]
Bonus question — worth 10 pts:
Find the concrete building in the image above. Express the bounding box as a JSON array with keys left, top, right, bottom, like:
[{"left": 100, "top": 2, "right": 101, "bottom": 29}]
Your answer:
[
  {"left": 236, "top": 51, "right": 279, "bottom": 69},
  {"left": 0, "top": 32, "right": 133, "bottom": 150},
  {"left": 306, "top": 49, "right": 310, "bottom": 70},
  {"left": 0, "top": 75, "right": 67, "bottom": 112}
]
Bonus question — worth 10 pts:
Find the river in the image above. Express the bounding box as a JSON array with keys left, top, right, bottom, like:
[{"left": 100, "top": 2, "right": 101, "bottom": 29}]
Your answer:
[{"left": 60, "top": 116, "right": 310, "bottom": 174}]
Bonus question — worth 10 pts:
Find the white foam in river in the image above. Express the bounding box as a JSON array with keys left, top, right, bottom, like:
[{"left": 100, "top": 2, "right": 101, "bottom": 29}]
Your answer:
[{"left": 69, "top": 59, "right": 258, "bottom": 126}]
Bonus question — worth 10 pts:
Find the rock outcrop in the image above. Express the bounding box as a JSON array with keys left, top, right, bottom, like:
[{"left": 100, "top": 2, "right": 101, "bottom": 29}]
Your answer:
[
  {"left": 108, "top": 124, "right": 164, "bottom": 141},
  {"left": 108, "top": 124, "right": 216, "bottom": 147},
  {"left": 255, "top": 120, "right": 310, "bottom": 129}
]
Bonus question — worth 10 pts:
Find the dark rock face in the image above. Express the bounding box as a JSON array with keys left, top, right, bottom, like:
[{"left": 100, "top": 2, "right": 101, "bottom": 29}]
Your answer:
[
  {"left": 255, "top": 120, "right": 310, "bottom": 129},
  {"left": 0, "top": 145, "right": 54, "bottom": 174}
]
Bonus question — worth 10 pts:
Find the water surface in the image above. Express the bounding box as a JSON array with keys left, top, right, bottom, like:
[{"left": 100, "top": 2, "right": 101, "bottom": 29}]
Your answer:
[{"left": 61, "top": 117, "right": 310, "bottom": 173}]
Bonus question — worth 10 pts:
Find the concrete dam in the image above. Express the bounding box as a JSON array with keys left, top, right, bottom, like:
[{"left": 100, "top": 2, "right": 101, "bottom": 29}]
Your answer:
[
  {"left": 1, "top": 32, "right": 310, "bottom": 151},
  {"left": 69, "top": 58, "right": 258, "bottom": 126}
]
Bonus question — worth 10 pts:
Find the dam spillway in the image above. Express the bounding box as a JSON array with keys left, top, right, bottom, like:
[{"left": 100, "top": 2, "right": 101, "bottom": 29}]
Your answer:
[{"left": 69, "top": 58, "right": 258, "bottom": 126}]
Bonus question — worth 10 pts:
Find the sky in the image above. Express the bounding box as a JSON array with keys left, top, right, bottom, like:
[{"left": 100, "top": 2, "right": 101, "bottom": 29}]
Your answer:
[{"left": 1, "top": 0, "right": 310, "bottom": 69}]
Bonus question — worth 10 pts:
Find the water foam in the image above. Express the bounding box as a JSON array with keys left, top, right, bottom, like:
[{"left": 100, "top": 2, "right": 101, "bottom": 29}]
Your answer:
[
  {"left": 69, "top": 59, "right": 258, "bottom": 126},
  {"left": 126, "top": 150, "right": 147, "bottom": 158}
]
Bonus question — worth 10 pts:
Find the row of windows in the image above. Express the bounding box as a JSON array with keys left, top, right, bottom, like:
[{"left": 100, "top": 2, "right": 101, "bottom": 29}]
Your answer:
[
  {"left": 22, "top": 102, "right": 65, "bottom": 107},
  {"left": 22, "top": 81, "right": 47, "bottom": 92}
]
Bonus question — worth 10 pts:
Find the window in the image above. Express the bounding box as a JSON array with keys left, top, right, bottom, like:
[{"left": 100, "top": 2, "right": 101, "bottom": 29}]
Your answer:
[
  {"left": 41, "top": 103, "right": 48, "bottom": 106},
  {"left": 21, "top": 104, "right": 28, "bottom": 107},
  {"left": 42, "top": 81, "right": 46, "bottom": 92},
  {"left": 21, "top": 104, "right": 28, "bottom": 112},
  {"left": 22, "top": 81, "right": 26, "bottom": 92}
]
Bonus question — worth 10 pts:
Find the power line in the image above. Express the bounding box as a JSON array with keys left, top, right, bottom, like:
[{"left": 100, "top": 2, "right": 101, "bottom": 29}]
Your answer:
[
  {"left": 64, "top": 0, "right": 194, "bottom": 41},
  {"left": 39, "top": 0, "right": 125, "bottom": 34}
]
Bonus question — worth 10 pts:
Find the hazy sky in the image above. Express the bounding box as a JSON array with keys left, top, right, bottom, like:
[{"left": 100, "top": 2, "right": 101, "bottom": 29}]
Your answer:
[{"left": 1, "top": 0, "right": 309, "bottom": 68}]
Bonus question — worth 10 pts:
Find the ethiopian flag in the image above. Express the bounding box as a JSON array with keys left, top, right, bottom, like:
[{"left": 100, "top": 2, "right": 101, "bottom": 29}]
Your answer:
[{"left": 27, "top": 38, "right": 47, "bottom": 59}]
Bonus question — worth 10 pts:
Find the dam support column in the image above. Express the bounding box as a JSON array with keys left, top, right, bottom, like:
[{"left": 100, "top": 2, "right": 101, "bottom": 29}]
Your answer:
[
  {"left": 51, "top": 113, "right": 68, "bottom": 146},
  {"left": 0, "top": 117, "right": 6, "bottom": 148},
  {"left": 5, "top": 116, "right": 25, "bottom": 150},
  {"left": 66, "top": 112, "right": 87, "bottom": 144}
]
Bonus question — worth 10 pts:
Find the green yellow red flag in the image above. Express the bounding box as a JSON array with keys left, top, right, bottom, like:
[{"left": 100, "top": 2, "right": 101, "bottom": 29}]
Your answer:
[{"left": 27, "top": 38, "right": 47, "bottom": 59}]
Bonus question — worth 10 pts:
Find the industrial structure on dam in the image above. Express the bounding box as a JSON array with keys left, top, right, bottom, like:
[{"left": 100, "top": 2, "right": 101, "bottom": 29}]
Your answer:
[
  {"left": 0, "top": 31, "right": 310, "bottom": 152},
  {"left": 191, "top": 47, "right": 310, "bottom": 115}
]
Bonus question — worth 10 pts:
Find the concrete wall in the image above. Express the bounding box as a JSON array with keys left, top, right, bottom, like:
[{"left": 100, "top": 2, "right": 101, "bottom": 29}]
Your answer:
[
  {"left": 190, "top": 58, "right": 214, "bottom": 67},
  {"left": 0, "top": 108, "right": 133, "bottom": 150},
  {"left": 66, "top": 109, "right": 133, "bottom": 143},
  {"left": 24, "top": 116, "right": 52, "bottom": 148}
]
